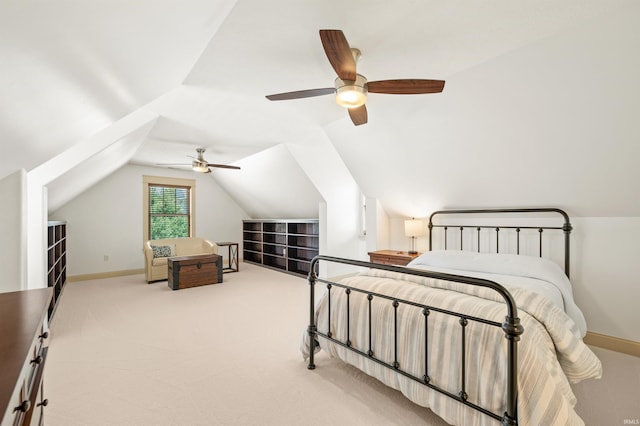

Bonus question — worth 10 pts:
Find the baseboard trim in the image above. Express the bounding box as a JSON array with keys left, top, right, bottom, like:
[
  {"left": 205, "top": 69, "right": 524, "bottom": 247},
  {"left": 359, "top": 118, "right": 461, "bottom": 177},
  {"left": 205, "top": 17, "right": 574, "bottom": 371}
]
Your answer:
[
  {"left": 68, "top": 269, "right": 145, "bottom": 282},
  {"left": 585, "top": 331, "right": 640, "bottom": 357}
]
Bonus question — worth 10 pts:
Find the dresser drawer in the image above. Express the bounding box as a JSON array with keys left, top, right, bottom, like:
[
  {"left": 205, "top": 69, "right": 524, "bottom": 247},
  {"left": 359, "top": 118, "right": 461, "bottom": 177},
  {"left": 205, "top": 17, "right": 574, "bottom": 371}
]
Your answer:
[{"left": 3, "top": 350, "right": 47, "bottom": 426}]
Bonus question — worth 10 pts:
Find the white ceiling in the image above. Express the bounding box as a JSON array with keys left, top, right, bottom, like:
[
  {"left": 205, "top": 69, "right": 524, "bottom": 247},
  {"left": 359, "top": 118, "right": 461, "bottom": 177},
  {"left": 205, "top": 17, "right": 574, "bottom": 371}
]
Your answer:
[{"left": 2, "top": 1, "right": 639, "bottom": 218}]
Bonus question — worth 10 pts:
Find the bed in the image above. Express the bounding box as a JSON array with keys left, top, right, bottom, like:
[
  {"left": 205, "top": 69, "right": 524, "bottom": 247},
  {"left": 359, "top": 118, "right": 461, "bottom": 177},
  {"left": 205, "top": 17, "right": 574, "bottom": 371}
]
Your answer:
[{"left": 302, "top": 208, "right": 602, "bottom": 426}]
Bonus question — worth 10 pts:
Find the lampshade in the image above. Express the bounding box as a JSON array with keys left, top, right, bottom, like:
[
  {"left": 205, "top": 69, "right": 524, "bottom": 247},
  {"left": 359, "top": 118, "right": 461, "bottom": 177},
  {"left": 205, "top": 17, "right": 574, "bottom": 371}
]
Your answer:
[
  {"left": 404, "top": 219, "right": 424, "bottom": 237},
  {"left": 192, "top": 164, "right": 209, "bottom": 173},
  {"left": 335, "top": 75, "right": 368, "bottom": 108}
]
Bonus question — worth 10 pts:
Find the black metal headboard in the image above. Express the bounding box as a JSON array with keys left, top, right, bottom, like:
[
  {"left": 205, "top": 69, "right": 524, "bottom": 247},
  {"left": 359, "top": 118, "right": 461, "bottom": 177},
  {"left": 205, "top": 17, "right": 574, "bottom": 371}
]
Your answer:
[{"left": 428, "top": 208, "right": 573, "bottom": 278}]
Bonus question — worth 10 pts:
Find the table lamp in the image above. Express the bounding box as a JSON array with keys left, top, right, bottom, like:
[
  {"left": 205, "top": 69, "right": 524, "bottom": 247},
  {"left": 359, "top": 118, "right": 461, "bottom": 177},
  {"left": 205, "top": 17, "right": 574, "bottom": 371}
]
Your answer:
[{"left": 404, "top": 218, "right": 424, "bottom": 255}]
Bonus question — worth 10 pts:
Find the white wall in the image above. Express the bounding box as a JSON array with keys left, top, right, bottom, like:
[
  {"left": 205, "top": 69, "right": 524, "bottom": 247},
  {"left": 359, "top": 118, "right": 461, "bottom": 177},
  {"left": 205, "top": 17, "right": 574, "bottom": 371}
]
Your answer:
[
  {"left": 0, "top": 169, "right": 27, "bottom": 292},
  {"left": 49, "top": 164, "right": 249, "bottom": 276},
  {"left": 365, "top": 197, "right": 390, "bottom": 253},
  {"left": 571, "top": 217, "right": 640, "bottom": 342},
  {"left": 287, "top": 130, "right": 366, "bottom": 277},
  {"left": 212, "top": 144, "right": 323, "bottom": 219}
]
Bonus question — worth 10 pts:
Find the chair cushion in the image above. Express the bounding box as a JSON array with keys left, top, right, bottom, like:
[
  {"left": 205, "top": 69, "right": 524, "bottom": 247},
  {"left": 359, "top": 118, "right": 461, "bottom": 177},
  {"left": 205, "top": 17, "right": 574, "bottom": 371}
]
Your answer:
[{"left": 152, "top": 257, "right": 168, "bottom": 267}]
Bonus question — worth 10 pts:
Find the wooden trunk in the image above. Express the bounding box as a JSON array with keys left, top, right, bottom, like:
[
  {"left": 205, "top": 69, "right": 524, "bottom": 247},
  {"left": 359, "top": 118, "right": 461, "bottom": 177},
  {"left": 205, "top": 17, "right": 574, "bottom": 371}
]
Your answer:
[{"left": 167, "top": 254, "right": 222, "bottom": 290}]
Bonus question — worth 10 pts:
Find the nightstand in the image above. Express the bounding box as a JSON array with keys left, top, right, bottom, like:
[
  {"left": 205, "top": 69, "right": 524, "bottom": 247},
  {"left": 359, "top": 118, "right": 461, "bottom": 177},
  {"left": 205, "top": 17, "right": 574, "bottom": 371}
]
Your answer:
[{"left": 368, "top": 250, "right": 421, "bottom": 266}]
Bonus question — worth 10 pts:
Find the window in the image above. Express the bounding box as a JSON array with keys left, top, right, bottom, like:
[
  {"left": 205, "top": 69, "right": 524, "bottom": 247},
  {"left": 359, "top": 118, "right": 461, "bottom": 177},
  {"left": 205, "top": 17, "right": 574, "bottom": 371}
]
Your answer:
[
  {"left": 149, "top": 185, "right": 190, "bottom": 239},
  {"left": 143, "top": 176, "right": 196, "bottom": 241}
]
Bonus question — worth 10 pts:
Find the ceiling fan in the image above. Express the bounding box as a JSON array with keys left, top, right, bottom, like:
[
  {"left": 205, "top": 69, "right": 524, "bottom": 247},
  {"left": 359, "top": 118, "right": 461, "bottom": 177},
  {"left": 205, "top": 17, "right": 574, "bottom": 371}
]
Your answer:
[
  {"left": 265, "top": 29, "right": 445, "bottom": 126},
  {"left": 158, "top": 148, "right": 240, "bottom": 173}
]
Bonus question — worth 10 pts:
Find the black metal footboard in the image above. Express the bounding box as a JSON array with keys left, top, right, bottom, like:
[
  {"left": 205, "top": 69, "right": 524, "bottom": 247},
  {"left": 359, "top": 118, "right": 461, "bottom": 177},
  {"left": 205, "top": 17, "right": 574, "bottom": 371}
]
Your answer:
[{"left": 307, "top": 255, "right": 524, "bottom": 426}]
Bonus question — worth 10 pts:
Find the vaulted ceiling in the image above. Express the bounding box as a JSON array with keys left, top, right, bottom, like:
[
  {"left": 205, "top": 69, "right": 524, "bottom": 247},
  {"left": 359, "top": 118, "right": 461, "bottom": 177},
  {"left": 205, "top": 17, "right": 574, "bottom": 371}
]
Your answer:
[{"left": 2, "top": 1, "right": 639, "bottom": 218}]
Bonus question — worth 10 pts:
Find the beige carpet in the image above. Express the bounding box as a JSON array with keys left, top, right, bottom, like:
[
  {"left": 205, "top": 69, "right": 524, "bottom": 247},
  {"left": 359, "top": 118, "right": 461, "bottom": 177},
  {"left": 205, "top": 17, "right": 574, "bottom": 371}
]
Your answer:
[{"left": 45, "top": 262, "right": 639, "bottom": 425}]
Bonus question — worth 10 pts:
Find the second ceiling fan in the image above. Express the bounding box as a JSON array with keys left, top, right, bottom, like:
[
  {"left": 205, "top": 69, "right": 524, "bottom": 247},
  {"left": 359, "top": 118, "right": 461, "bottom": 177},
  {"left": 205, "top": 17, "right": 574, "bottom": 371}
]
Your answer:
[
  {"left": 265, "top": 29, "right": 445, "bottom": 126},
  {"left": 159, "top": 148, "right": 240, "bottom": 173}
]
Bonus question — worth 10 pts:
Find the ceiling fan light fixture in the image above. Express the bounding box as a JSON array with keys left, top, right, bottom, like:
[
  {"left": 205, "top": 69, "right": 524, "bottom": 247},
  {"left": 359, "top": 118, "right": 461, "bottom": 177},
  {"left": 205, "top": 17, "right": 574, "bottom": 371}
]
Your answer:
[
  {"left": 192, "top": 161, "right": 209, "bottom": 173},
  {"left": 335, "top": 75, "right": 368, "bottom": 108}
]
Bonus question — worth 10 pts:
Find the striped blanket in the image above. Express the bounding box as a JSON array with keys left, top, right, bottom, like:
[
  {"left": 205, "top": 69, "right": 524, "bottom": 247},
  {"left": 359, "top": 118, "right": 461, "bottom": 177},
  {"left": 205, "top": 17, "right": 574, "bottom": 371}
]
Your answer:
[{"left": 302, "top": 268, "right": 602, "bottom": 426}]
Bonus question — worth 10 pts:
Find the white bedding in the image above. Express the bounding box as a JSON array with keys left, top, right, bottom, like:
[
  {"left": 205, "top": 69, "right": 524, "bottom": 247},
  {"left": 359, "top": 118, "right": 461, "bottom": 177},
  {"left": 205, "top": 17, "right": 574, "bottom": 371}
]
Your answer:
[
  {"left": 407, "top": 250, "right": 588, "bottom": 337},
  {"left": 302, "top": 253, "right": 602, "bottom": 425}
]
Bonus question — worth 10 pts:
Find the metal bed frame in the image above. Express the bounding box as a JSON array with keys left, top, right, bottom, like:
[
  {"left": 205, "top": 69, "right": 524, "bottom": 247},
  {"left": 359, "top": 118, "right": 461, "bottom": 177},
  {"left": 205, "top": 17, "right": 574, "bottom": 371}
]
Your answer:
[
  {"left": 306, "top": 208, "right": 572, "bottom": 426},
  {"left": 428, "top": 208, "right": 572, "bottom": 277}
]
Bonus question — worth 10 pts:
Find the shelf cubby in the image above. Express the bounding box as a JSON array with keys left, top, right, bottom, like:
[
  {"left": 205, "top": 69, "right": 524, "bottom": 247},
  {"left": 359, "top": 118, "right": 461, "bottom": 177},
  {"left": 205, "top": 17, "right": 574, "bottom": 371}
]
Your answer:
[
  {"left": 242, "top": 219, "right": 319, "bottom": 277},
  {"left": 47, "top": 221, "right": 67, "bottom": 320}
]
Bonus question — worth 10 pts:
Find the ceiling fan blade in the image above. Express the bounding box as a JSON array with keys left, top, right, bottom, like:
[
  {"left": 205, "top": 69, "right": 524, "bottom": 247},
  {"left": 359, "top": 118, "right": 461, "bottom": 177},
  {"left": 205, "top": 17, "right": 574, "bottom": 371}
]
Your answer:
[
  {"left": 156, "top": 163, "right": 191, "bottom": 166},
  {"left": 266, "top": 88, "right": 335, "bottom": 101},
  {"left": 367, "top": 79, "right": 445, "bottom": 94},
  {"left": 208, "top": 163, "right": 241, "bottom": 170},
  {"left": 319, "top": 30, "right": 356, "bottom": 81},
  {"left": 348, "top": 104, "right": 368, "bottom": 126}
]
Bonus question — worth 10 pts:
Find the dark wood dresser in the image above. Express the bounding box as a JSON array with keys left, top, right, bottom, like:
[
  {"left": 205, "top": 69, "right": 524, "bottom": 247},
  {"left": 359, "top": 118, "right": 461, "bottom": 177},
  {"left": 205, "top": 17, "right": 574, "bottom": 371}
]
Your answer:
[
  {"left": 168, "top": 254, "right": 223, "bottom": 290},
  {"left": 368, "top": 250, "right": 421, "bottom": 266},
  {"left": 0, "top": 288, "right": 53, "bottom": 426}
]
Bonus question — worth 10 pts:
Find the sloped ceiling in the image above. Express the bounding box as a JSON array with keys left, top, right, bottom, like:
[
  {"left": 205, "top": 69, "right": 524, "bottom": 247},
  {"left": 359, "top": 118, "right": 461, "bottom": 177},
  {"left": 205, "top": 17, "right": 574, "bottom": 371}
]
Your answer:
[
  {"left": 2, "top": 1, "right": 639, "bottom": 219},
  {"left": 0, "top": 0, "right": 235, "bottom": 173}
]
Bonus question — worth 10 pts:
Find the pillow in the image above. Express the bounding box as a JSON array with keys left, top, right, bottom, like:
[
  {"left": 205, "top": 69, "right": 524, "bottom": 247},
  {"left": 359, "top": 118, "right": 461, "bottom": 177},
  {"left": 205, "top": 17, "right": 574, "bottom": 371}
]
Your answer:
[
  {"left": 151, "top": 245, "right": 172, "bottom": 258},
  {"left": 408, "top": 250, "right": 569, "bottom": 288}
]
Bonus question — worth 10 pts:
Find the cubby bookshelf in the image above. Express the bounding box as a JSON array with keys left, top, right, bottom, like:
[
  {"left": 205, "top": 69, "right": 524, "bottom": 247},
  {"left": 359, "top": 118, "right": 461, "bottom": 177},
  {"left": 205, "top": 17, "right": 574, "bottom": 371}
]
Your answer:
[
  {"left": 47, "top": 221, "right": 67, "bottom": 319},
  {"left": 242, "top": 219, "right": 319, "bottom": 277}
]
